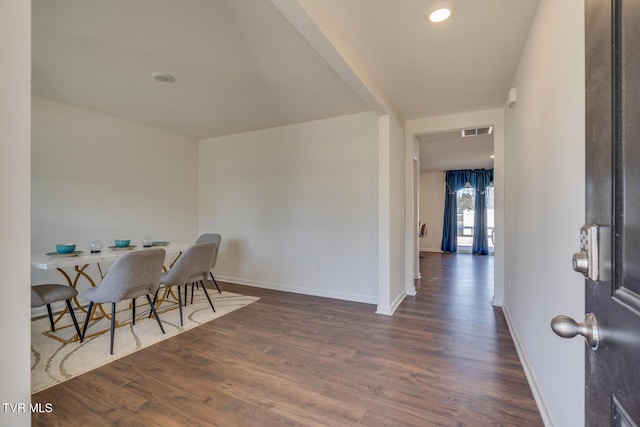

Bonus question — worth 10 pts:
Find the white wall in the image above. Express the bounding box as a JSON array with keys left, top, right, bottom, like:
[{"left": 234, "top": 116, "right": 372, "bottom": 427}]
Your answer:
[
  {"left": 31, "top": 97, "right": 199, "bottom": 301},
  {"left": 503, "top": 1, "right": 585, "bottom": 426},
  {"left": 419, "top": 171, "right": 445, "bottom": 252},
  {"left": 198, "top": 112, "right": 379, "bottom": 304},
  {"left": 0, "top": 1, "right": 31, "bottom": 424},
  {"left": 280, "top": 0, "right": 408, "bottom": 313},
  {"left": 378, "top": 113, "right": 407, "bottom": 313},
  {"left": 389, "top": 114, "right": 406, "bottom": 305}
]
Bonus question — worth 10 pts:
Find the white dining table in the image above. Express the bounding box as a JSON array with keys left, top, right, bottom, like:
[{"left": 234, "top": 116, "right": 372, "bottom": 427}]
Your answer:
[{"left": 31, "top": 242, "right": 193, "bottom": 272}]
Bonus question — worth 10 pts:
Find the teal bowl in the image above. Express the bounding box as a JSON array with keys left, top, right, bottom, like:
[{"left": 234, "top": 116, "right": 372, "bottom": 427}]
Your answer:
[
  {"left": 114, "top": 239, "right": 130, "bottom": 248},
  {"left": 56, "top": 244, "right": 76, "bottom": 254}
]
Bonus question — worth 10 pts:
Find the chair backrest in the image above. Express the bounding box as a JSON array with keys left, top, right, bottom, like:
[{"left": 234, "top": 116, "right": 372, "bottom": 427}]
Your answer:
[
  {"left": 90, "top": 248, "right": 166, "bottom": 303},
  {"left": 162, "top": 242, "right": 216, "bottom": 285},
  {"left": 195, "top": 233, "right": 221, "bottom": 269}
]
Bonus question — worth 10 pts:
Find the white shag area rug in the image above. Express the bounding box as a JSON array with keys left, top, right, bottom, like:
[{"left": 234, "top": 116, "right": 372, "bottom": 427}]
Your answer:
[{"left": 31, "top": 290, "right": 259, "bottom": 394}]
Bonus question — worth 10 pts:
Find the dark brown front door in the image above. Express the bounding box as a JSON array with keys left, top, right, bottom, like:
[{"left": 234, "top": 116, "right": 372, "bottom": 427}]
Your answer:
[{"left": 583, "top": 0, "right": 640, "bottom": 425}]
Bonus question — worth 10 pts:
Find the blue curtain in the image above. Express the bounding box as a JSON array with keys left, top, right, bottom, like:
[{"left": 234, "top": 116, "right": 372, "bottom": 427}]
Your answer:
[
  {"left": 470, "top": 169, "right": 494, "bottom": 255},
  {"left": 441, "top": 169, "right": 494, "bottom": 254},
  {"left": 441, "top": 170, "right": 470, "bottom": 253}
]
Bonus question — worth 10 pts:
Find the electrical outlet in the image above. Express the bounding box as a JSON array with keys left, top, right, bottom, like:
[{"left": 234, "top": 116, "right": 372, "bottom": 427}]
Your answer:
[{"left": 314, "top": 263, "right": 320, "bottom": 272}]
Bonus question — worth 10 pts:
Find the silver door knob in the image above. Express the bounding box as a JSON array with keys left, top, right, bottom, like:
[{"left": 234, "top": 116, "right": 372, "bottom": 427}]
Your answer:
[{"left": 550, "top": 313, "right": 599, "bottom": 349}]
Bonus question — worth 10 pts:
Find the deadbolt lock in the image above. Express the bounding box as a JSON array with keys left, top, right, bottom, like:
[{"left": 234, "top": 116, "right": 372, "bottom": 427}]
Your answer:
[
  {"left": 572, "top": 251, "right": 588, "bottom": 275},
  {"left": 573, "top": 224, "right": 610, "bottom": 282}
]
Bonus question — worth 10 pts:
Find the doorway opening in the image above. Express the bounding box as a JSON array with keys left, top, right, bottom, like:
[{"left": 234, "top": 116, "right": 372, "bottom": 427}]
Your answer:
[{"left": 410, "top": 112, "right": 503, "bottom": 305}]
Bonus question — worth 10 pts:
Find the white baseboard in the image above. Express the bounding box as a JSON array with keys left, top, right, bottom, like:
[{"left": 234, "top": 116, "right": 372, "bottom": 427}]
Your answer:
[
  {"left": 419, "top": 247, "right": 443, "bottom": 253},
  {"left": 406, "top": 284, "right": 417, "bottom": 296},
  {"left": 502, "top": 304, "right": 554, "bottom": 427},
  {"left": 376, "top": 290, "right": 406, "bottom": 316},
  {"left": 216, "top": 275, "right": 378, "bottom": 305}
]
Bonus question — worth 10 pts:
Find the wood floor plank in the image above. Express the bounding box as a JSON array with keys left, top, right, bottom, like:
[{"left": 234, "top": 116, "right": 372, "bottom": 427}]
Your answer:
[{"left": 32, "top": 253, "right": 543, "bottom": 426}]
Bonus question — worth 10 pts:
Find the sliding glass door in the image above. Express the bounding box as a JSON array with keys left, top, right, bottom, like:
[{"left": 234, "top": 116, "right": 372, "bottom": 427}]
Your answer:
[{"left": 456, "top": 184, "right": 494, "bottom": 253}]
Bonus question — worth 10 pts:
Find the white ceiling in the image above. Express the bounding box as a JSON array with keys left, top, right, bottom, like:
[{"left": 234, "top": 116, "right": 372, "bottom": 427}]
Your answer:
[
  {"left": 294, "top": 0, "right": 539, "bottom": 119},
  {"left": 32, "top": 0, "right": 370, "bottom": 139},
  {"left": 32, "top": 0, "right": 539, "bottom": 168}
]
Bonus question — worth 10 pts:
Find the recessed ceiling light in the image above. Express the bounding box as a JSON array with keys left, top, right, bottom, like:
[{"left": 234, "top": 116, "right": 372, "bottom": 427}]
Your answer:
[
  {"left": 427, "top": 2, "right": 455, "bottom": 23},
  {"left": 151, "top": 72, "right": 175, "bottom": 83},
  {"left": 489, "top": 155, "right": 495, "bottom": 159}
]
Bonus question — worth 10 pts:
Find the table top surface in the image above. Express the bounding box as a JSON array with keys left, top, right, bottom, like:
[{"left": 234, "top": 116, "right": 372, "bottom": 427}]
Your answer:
[{"left": 31, "top": 242, "right": 193, "bottom": 270}]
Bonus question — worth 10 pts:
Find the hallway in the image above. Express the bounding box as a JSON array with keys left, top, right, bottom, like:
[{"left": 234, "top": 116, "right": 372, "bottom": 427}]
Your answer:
[{"left": 402, "top": 252, "right": 541, "bottom": 424}]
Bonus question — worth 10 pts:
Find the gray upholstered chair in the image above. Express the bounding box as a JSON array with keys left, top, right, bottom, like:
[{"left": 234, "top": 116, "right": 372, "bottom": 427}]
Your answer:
[
  {"left": 195, "top": 233, "right": 222, "bottom": 294},
  {"left": 80, "top": 248, "right": 166, "bottom": 354},
  {"left": 31, "top": 284, "right": 81, "bottom": 338},
  {"left": 153, "top": 242, "right": 217, "bottom": 326}
]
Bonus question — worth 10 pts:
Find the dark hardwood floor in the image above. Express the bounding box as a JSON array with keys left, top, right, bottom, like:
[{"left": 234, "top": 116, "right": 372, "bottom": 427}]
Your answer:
[{"left": 32, "top": 252, "right": 543, "bottom": 426}]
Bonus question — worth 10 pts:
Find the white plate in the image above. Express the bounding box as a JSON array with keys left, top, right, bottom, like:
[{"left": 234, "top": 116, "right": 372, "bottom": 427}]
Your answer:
[
  {"left": 46, "top": 251, "right": 84, "bottom": 257},
  {"left": 108, "top": 245, "right": 137, "bottom": 251}
]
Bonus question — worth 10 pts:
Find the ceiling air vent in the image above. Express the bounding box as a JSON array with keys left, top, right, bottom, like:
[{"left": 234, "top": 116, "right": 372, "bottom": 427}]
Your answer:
[{"left": 461, "top": 126, "right": 493, "bottom": 137}]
